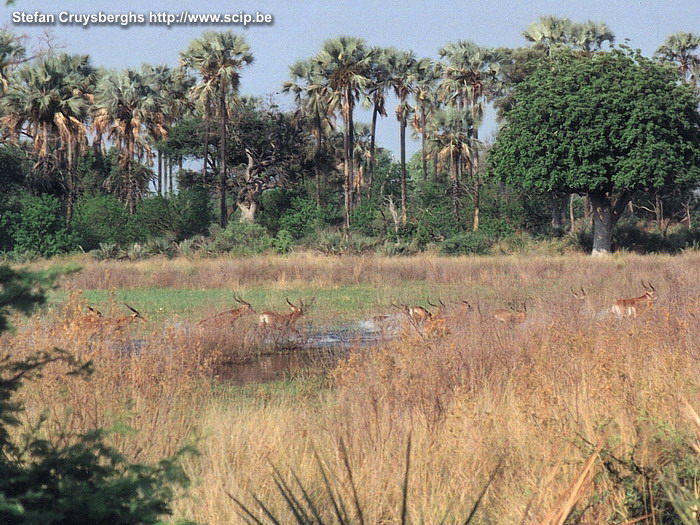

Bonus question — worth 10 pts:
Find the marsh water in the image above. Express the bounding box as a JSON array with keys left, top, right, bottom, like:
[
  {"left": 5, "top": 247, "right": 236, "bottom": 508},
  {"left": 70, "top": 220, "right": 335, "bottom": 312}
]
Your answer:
[{"left": 220, "top": 317, "right": 401, "bottom": 384}]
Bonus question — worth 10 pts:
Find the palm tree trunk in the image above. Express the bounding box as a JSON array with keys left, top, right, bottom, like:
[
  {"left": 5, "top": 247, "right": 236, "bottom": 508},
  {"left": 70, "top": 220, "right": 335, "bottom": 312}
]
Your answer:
[
  {"left": 202, "top": 111, "right": 209, "bottom": 185},
  {"left": 342, "top": 88, "right": 355, "bottom": 229},
  {"left": 219, "top": 83, "right": 228, "bottom": 228},
  {"left": 368, "top": 99, "right": 379, "bottom": 201},
  {"left": 471, "top": 147, "right": 480, "bottom": 231},
  {"left": 314, "top": 113, "right": 322, "bottom": 207},
  {"left": 451, "top": 149, "right": 460, "bottom": 220},
  {"left": 399, "top": 111, "right": 407, "bottom": 224},
  {"left": 420, "top": 109, "right": 428, "bottom": 181},
  {"left": 157, "top": 151, "right": 163, "bottom": 194}
]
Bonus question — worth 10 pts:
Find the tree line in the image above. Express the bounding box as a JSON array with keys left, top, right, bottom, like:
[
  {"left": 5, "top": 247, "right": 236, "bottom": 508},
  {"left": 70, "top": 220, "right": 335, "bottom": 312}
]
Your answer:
[{"left": 1, "top": 16, "right": 699, "bottom": 257}]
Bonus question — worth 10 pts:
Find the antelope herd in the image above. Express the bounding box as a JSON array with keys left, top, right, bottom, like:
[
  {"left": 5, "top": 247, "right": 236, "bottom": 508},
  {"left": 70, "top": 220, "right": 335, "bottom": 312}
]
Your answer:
[{"left": 73, "top": 281, "right": 660, "bottom": 338}]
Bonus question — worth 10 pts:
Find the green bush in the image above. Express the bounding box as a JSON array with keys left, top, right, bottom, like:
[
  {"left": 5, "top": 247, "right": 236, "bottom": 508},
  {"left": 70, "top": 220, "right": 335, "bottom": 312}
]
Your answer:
[
  {"left": 72, "top": 195, "right": 142, "bottom": 251},
  {"left": 204, "top": 221, "right": 274, "bottom": 255},
  {"left": 136, "top": 189, "right": 213, "bottom": 243},
  {"left": 441, "top": 232, "right": 491, "bottom": 255},
  {"left": 273, "top": 229, "right": 294, "bottom": 254},
  {"left": 2, "top": 194, "right": 77, "bottom": 257},
  {"left": 278, "top": 196, "right": 328, "bottom": 239}
]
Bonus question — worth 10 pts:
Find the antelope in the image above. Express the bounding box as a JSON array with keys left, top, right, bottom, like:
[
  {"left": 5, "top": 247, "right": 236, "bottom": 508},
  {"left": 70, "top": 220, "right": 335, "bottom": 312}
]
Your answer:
[
  {"left": 612, "top": 282, "right": 657, "bottom": 319},
  {"left": 459, "top": 300, "right": 473, "bottom": 313},
  {"left": 258, "top": 298, "right": 313, "bottom": 333},
  {"left": 392, "top": 302, "right": 432, "bottom": 326},
  {"left": 493, "top": 302, "right": 527, "bottom": 325},
  {"left": 73, "top": 306, "right": 104, "bottom": 331},
  {"left": 427, "top": 299, "right": 447, "bottom": 319},
  {"left": 197, "top": 297, "right": 255, "bottom": 327},
  {"left": 571, "top": 287, "right": 587, "bottom": 302},
  {"left": 104, "top": 304, "right": 147, "bottom": 332}
]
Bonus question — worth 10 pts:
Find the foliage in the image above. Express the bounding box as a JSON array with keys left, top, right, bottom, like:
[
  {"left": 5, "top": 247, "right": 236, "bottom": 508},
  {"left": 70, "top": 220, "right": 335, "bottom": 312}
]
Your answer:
[
  {"left": 72, "top": 195, "right": 143, "bottom": 251},
  {"left": 204, "top": 221, "right": 274, "bottom": 255},
  {"left": 279, "top": 198, "right": 327, "bottom": 239},
  {"left": 440, "top": 232, "right": 491, "bottom": 255},
  {"left": 491, "top": 48, "right": 700, "bottom": 194},
  {"left": 136, "top": 188, "right": 213, "bottom": 242},
  {"left": 0, "top": 146, "right": 26, "bottom": 201},
  {"left": 490, "top": 47, "right": 700, "bottom": 253},
  {"left": 2, "top": 194, "right": 78, "bottom": 257}
]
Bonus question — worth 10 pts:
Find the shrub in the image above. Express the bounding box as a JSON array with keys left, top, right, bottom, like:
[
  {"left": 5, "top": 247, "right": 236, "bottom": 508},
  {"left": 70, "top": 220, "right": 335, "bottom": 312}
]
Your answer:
[
  {"left": 204, "top": 221, "right": 274, "bottom": 255},
  {"left": 136, "top": 189, "right": 213, "bottom": 243},
  {"left": 440, "top": 232, "right": 491, "bottom": 255},
  {"left": 2, "top": 194, "right": 78, "bottom": 257},
  {"left": 72, "top": 195, "right": 142, "bottom": 251}
]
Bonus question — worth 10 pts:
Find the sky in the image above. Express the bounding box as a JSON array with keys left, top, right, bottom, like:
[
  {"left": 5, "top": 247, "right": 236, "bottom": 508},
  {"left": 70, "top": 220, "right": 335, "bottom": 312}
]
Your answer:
[{"left": 2, "top": 0, "right": 699, "bottom": 157}]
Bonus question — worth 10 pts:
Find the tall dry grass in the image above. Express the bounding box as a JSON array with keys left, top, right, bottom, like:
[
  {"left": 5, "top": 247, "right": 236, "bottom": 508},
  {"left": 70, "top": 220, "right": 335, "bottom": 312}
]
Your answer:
[{"left": 6, "top": 252, "right": 700, "bottom": 523}]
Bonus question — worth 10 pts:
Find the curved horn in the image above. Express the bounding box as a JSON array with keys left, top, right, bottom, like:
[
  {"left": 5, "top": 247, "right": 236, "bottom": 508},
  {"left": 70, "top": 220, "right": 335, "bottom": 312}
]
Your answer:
[
  {"left": 124, "top": 304, "right": 143, "bottom": 318},
  {"left": 235, "top": 297, "right": 252, "bottom": 307},
  {"left": 286, "top": 298, "right": 295, "bottom": 308},
  {"left": 88, "top": 306, "right": 103, "bottom": 317},
  {"left": 427, "top": 300, "right": 437, "bottom": 308}
]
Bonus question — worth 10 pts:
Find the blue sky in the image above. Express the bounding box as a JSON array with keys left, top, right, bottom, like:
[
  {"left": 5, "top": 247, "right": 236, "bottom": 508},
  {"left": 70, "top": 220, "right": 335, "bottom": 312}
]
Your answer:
[{"left": 2, "top": 0, "right": 699, "bottom": 157}]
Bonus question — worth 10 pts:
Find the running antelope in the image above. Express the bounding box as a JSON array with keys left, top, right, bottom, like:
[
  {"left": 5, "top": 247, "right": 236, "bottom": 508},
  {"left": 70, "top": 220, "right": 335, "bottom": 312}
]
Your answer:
[
  {"left": 258, "top": 298, "right": 313, "bottom": 334},
  {"left": 427, "top": 299, "right": 447, "bottom": 319},
  {"left": 106, "top": 304, "right": 147, "bottom": 331},
  {"left": 75, "top": 304, "right": 145, "bottom": 333},
  {"left": 493, "top": 302, "right": 527, "bottom": 325},
  {"left": 392, "top": 302, "right": 432, "bottom": 326},
  {"left": 612, "top": 282, "right": 657, "bottom": 319},
  {"left": 197, "top": 297, "right": 255, "bottom": 327}
]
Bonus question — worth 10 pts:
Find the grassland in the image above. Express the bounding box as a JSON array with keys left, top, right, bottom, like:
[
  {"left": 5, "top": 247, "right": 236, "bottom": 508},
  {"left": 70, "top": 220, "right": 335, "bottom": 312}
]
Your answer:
[{"left": 6, "top": 251, "right": 700, "bottom": 523}]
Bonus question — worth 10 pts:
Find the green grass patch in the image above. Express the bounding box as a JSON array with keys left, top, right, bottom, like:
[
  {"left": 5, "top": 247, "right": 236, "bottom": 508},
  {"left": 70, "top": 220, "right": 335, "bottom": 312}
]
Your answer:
[{"left": 47, "top": 281, "right": 465, "bottom": 326}]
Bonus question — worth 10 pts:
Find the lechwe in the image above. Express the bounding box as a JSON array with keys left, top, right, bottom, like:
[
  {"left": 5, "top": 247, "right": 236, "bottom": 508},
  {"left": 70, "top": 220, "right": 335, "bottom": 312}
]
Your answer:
[
  {"left": 197, "top": 297, "right": 255, "bottom": 327},
  {"left": 612, "top": 282, "right": 657, "bottom": 319},
  {"left": 259, "top": 298, "right": 314, "bottom": 335},
  {"left": 492, "top": 302, "right": 527, "bottom": 326}
]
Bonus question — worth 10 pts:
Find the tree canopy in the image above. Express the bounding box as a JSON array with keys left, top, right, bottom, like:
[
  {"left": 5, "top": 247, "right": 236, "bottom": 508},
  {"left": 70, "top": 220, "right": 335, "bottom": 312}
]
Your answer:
[{"left": 490, "top": 47, "right": 700, "bottom": 254}]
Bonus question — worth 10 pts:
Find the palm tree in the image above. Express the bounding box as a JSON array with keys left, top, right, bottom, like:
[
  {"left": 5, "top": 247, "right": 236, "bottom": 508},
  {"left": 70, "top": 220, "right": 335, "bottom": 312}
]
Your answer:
[
  {"left": 365, "top": 48, "right": 391, "bottom": 200},
  {"left": 1, "top": 53, "right": 95, "bottom": 216},
  {"left": 181, "top": 31, "right": 254, "bottom": 227},
  {"left": 282, "top": 59, "right": 334, "bottom": 206},
  {"left": 314, "top": 36, "right": 375, "bottom": 229},
  {"left": 438, "top": 41, "right": 499, "bottom": 230},
  {"left": 656, "top": 32, "right": 700, "bottom": 87},
  {"left": 142, "top": 64, "right": 194, "bottom": 194},
  {"left": 352, "top": 122, "right": 373, "bottom": 202},
  {"left": 569, "top": 20, "right": 615, "bottom": 53},
  {"left": 411, "top": 60, "right": 438, "bottom": 181},
  {"left": 93, "top": 69, "right": 164, "bottom": 214},
  {"left": 522, "top": 15, "right": 573, "bottom": 55},
  {"left": 386, "top": 49, "right": 430, "bottom": 222},
  {"left": 427, "top": 108, "right": 473, "bottom": 219},
  {"left": 0, "top": 29, "right": 28, "bottom": 94}
]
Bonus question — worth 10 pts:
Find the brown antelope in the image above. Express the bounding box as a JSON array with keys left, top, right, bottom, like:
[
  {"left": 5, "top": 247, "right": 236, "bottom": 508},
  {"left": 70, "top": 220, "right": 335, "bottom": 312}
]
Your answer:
[
  {"left": 197, "top": 297, "right": 255, "bottom": 327},
  {"left": 74, "top": 304, "right": 144, "bottom": 333},
  {"left": 392, "top": 302, "right": 432, "bottom": 326},
  {"left": 493, "top": 302, "right": 527, "bottom": 325},
  {"left": 73, "top": 306, "right": 104, "bottom": 331},
  {"left": 612, "top": 282, "right": 657, "bottom": 319},
  {"left": 427, "top": 299, "right": 447, "bottom": 319},
  {"left": 258, "top": 298, "right": 313, "bottom": 333},
  {"left": 104, "top": 304, "right": 147, "bottom": 331}
]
